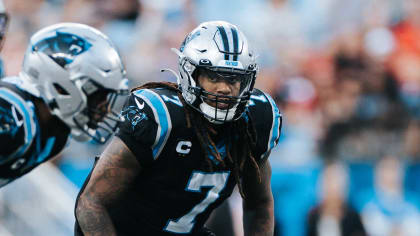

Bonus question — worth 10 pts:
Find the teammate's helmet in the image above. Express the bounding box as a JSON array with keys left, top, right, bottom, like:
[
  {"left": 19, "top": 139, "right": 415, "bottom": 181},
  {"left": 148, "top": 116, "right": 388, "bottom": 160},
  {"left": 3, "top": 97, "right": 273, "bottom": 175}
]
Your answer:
[
  {"left": 174, "top": 21, "right": 258, "bottom": 123},
  {"left": 20, "top": 23, "right": 129, "bottom": 143},
  {"left": 0, "top": 0, "right": 9, "bottom": 51}
]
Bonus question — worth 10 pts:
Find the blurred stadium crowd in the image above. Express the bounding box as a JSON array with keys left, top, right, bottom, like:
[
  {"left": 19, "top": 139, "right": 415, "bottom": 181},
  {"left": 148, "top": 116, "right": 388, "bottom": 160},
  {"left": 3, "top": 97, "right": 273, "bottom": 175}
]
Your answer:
[{"left": 1, "top": 0, "right": 420, "bottom": 235}]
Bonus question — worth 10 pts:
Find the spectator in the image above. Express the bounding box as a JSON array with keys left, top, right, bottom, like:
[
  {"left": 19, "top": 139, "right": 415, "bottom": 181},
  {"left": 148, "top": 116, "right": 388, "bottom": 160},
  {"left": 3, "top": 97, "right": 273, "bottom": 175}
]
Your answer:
[
  {"left": 361, "top": 156, "right": 420, "bottom": 236},
  {"left": 307, "top": 162, "right": 366, "bottom": 236}
]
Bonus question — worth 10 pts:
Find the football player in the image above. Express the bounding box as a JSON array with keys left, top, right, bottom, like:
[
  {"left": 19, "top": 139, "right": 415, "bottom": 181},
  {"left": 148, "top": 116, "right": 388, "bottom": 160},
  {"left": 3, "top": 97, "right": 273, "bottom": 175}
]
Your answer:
[
  {"left": 75, "top": 21, "right": 282, "bottom": 236},
  {"left": 0, "top": 23, "right": 129, "bottom": 187}
]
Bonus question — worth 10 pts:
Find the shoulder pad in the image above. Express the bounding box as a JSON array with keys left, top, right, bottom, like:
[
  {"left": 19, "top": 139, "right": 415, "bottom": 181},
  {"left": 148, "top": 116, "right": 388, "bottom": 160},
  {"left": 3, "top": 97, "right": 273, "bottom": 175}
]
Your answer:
[
  {"left": 247, "top": 89, "right": 282, "bottom": 160},
  {"left": 119, "top": 89, "right": 172, "bottom": 160},
  {"left": 2, "top": 76, "right": 41, "bottom": 97},
  {"left": 0, "top": 86, "right": 37, "bottom": 164}
]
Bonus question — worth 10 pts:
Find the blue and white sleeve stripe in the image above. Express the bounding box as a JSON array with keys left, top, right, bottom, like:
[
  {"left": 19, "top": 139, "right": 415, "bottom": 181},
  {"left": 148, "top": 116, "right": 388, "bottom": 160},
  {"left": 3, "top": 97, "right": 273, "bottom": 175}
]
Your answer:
[
  {"left": 0, "top": 87, "right": 37, "bottom": 162},
  {"left": 264, "top": 92, "right": 282, "bottom": 155},
  {"left": 133, "top": 89, "right": 172, "bottom": 160}
]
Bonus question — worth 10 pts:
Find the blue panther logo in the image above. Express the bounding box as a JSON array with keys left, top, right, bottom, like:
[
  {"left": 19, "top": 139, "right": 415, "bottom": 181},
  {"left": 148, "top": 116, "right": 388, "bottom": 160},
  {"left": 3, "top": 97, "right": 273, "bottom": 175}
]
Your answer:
[
  {"left": 180, "top": 30, "right": 200, "bottom": 52},
  {"left": 121, "top": 106, "right": 148, "bottom": 131},
  {"left": 32, "top": 31, "right": 92, "bottom": 67}
]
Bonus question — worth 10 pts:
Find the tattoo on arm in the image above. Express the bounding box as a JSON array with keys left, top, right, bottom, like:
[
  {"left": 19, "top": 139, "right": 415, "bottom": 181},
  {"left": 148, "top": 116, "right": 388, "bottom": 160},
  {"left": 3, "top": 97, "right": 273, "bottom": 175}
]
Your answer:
[
  {"left": 76, "top": 137, "right": 141, "bottom": 236},
  {"left": 242, "top": 160, "right": 274, "bottom": 236}
]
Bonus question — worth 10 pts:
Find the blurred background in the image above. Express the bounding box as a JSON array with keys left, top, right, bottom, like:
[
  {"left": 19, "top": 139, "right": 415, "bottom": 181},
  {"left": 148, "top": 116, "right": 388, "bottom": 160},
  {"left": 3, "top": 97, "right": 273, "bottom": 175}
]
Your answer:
[{"left": 1, "top": 0, "right": 420, "bottom": 235}]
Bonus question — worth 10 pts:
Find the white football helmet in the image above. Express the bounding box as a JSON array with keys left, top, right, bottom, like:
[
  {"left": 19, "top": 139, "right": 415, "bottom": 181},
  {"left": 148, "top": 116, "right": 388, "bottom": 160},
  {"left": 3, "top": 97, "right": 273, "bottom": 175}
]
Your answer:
[
  {"left": 172, "top": 21, "right": 258, "bottom": 124},
  {"left": 20, "top": 23, "right": 129, "bottom": 143}
]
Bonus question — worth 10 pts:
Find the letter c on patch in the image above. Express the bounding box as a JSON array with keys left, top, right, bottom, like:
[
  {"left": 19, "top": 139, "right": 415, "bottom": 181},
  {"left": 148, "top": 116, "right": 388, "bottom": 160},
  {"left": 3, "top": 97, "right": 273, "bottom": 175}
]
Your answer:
[{"left": 176, "top": 141, "right": 192, "bottom": 155}]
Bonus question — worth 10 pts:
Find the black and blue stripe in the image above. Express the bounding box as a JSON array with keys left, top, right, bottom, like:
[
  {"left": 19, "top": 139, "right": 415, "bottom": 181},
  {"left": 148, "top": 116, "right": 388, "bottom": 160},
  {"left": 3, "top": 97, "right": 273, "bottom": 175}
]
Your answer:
[
  {"left": 264, "top": 92, "right": 282, "bottom": 156},
  {"left": 217, "top": 26, "right": 230, "bottom": 60},
  {"left": 217, "top": 25, "right": 240, "bottom": 61},
  {"left": 231, "top": 27, "right": 239, "bottom": 61}
]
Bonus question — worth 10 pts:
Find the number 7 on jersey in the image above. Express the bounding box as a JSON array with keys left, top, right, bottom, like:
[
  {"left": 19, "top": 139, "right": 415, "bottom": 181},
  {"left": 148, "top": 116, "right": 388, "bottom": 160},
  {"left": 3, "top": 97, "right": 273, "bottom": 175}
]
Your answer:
[{"left": 164, "top": 171, "right": 230, "bottom": 234}]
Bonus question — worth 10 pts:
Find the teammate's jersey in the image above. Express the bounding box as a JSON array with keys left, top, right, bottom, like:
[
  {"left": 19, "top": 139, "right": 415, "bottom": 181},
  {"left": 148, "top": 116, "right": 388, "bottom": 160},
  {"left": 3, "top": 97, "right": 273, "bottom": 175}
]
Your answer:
[
  {"left": 77, "top": 87, "right": 282, "bottom": 235},
  {"left": 0, "top": 78, "right": 70, "bottom": 187}
]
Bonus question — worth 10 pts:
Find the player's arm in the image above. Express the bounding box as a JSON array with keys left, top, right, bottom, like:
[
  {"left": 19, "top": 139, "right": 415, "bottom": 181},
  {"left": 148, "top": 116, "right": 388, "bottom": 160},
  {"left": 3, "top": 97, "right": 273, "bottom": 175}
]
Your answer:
[
  {"left": 240, "top": 91, "right": 281, "bottom": 235},
  {"left": 75, "top": 136, "right": 142, "bottom": 236},
  {"left": 242, "top": 157, "right": 274, "bottom": 236}
]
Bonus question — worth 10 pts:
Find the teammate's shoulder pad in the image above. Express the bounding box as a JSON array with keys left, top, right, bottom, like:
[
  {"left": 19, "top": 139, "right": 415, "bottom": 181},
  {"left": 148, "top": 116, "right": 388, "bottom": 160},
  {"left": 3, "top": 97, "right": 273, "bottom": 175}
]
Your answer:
[{"left": 0, "top": 86, "right": 37, "bottom": 162}]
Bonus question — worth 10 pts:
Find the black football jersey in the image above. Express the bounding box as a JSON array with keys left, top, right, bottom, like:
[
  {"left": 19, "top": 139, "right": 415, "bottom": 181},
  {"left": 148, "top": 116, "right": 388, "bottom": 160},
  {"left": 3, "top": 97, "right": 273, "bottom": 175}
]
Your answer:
[
  {"left": 80, "top": 87, "right": 281, "bottom": 235},
  {"left": 0, "top": 78, "right": 70, "bottom": 187}
]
